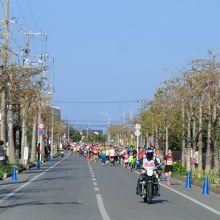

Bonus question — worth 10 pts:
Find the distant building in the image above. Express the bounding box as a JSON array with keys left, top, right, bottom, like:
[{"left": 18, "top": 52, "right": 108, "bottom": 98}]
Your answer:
[{"left": 50, "top": 106, "right": 61, "bottom": 122}]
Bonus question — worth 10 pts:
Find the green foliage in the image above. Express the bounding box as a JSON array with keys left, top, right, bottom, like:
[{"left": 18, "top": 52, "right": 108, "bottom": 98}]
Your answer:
[
  {"left": 173, "top": 160, "right": 186, "bottom": 175},
  {"left": 192, "top": 169, "right": 220, "bottom": 185},
  {"left": 69, "top": 127, "right": 82, "bottom": 142},
  {"left": 0, "top": 163, "right": 12, "bottom": 179},
  {"left": 173, "top": 162, "right": 220, "bottom": 185},
  {"left": 84, "top": 134, "right": 107, "bottom": 144}
]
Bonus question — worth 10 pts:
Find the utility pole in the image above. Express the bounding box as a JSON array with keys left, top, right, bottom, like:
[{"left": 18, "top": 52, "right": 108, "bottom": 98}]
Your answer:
[
  {"left": 1, "top": 0, "right": 9, "bottom": 144},
  {"left": 51, "top": 107, "right": 54, "bottom": 156},
  {"left": 21, "top": 30, "right": 43, "bottom": 67}
]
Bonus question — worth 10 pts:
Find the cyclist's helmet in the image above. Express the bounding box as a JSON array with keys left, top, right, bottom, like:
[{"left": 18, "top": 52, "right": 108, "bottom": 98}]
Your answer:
[{"left": 146, "top": 148, "right": 153, "bottom": 160}]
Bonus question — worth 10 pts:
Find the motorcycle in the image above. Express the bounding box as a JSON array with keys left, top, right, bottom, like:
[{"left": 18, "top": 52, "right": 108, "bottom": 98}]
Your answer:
[{"left": 137, "top": 166, "right": 160, "bottom": 204}]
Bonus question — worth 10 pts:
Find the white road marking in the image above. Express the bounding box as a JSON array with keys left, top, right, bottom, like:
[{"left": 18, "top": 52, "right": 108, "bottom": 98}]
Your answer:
[
  {"left": 160, "top": 182, "right": 220, "bottom": 216},
  {"left": 134, "top": 171, "right": 220, "bottom": 216},
  {"left": 0, "top": 156, "right": 68, "bottom": 204},
  {"left": 96, "top": 194, "right": 111, "bottom": 220},
  {"left": 92, "top": 178, "right": 97, "bottom": 181},
  {"left": 93, "top": 182, "right": 98, "bottom": 186},
  {"left": 94, "top": 187, "right": 100, "bottom": 191},
  {"left": 91, "top": 175, "right": 95, "bottom": 178}
]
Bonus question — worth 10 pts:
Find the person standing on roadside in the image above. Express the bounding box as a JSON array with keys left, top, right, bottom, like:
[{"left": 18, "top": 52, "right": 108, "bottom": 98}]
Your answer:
[{"left": 0, "top": 140, "right": 5, "bottom": 165}]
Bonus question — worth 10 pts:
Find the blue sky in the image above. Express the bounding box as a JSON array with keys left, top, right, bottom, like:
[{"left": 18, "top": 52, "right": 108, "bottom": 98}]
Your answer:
[{"left": 6, "top": 0, "right": 220, "bottom": 130}]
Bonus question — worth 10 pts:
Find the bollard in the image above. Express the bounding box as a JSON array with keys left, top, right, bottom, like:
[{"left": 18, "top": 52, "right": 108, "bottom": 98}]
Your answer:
[
  {"left": 202, "top": 176, "right": 209, "bottom": 195},
  {"left": 185, "top": 172, "right": 191, "bottom": 189},
  {"left": 36, "top": 160, "right": 41, "bottom": 169},
  {"left": 12, "top": 166, "right": 17, "bottom": 182}
]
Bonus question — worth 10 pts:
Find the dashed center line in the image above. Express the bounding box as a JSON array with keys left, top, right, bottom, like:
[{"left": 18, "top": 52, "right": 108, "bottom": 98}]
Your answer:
[{"left": 93, "top": 182, "right": 98, "bottom": 186}]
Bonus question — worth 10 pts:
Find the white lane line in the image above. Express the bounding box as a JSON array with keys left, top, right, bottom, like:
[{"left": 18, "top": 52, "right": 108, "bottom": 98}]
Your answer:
[
  {"left": 92, "top": 178, "right": 97, "bottom": 181},
  {"left": 96, "top": 194, "right": 111, "bottom": 220},
  {"left": 94, "top": 187, "right": 100, "bottom": 191},
  {"left": 134, "top": 171, "right": 220, "bottom": 216},
  {"left": 0, "top": 156, "right": 67, "bottom": 204},
  {"left": 93, "top": 182, "right": 98, "bottom": 186},
  {"left": 91, "top": 175, "right": 95, "bottom": 178},
  {"left": 160, "top": 182, "right": 220, "bottom": 216}
]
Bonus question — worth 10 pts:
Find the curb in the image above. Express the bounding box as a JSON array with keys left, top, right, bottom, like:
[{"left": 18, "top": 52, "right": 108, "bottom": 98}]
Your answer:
[{"left": 173, "top": 174, "right": 220, "bottom": 195}]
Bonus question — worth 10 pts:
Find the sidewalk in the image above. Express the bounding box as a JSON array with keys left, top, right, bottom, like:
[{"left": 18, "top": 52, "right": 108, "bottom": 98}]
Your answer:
[
  {"left": 173, "top": 174, "right": 220, "bottom": 195},
  {"left": 0, "top": 159, "right": 56, "bottom": 202}
]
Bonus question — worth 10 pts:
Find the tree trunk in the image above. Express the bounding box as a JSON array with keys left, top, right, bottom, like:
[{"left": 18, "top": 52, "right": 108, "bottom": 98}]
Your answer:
[
  {"left": 192, "top": 113, "right": 196, "bottom": 172},
  {"left": 181, "top": 100, "right": 186, "bottom": 167},
  {"left": 21, "top": 101, "right": 29, "bottom": 164},
  {"left": 205, "top": 93, "right": 212, "bottom": 174},
  {"left": 165, "top": 124, "right": 169, "bottom": 155},
  {"left": 212, "top": 98, "right": 219, "bottom": 174},
  {"left": 198, "top": 100, "right": 203, "bottom": 177},
  {"left": 8, "top": 104, "right": 16, "bottom": 164},
  {"left": 31, "top": 113, "right": 37, "bottom": 162},
  {"left": 186, "top": 108, "right": 191, "bottom": 172},
  {"left": 1, "top": 89, "right": 6, "bottom": 144},
  {"left": 155, "top": 124, "right": 159, "bottom": 147}
]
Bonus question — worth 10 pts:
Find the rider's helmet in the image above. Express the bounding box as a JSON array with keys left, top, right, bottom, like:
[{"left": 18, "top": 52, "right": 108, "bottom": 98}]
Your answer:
[{"left": 146, "top": 148, "right": 153, "bottom": 161}]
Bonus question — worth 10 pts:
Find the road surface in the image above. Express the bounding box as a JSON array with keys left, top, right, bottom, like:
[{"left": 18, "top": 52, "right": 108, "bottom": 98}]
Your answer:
[{"left": 0, "top": 154, "right": 219, "bottom": 220}]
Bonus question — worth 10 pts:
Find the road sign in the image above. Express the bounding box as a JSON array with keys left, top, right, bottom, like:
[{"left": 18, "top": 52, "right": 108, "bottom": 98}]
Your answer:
[
  {"left": 135, "top": 124, "right": 141, "bottom": 130},
  {"left": 135, "top": 130, "right": 141, "bottom": 136},
  {"left": 24, "top": 147, "right": 29, "bottom": 161}
]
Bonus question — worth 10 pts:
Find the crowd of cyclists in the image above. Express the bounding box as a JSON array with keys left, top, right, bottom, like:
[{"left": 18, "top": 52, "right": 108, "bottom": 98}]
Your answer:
[{"left": 68, "top": 143, "right": 175, "bottom": 186}]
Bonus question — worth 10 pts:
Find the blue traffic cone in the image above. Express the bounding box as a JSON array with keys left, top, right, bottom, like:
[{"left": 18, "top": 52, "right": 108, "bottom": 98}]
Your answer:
[
  {"left": 185, "top": 172, "right": 191, "bottom": 189},
  {"left": 202, "top": 176, "right": 209, "bottom": 195},
  {"left": 12, "top": 166, "right": 17, "bottom": 182},
  {"left": 36, "top": 160, "right": 41, "bottom": 169}
]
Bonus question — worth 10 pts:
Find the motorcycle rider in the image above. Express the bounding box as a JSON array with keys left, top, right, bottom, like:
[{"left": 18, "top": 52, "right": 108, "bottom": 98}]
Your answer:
[{"left": 136, "top": 147, "right": 161, "bottom": 196}]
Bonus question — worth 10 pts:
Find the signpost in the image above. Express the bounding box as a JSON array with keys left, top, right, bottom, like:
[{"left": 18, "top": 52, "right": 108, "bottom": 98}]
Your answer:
[
  {"left": 38, "top": 123, "right": 44, "bottom": 161},
  {"left": 135, "top": 124, "right": 141, "bottom": 158},
  {"left": 24, "top": 147, "right": 28, "bottom": 165}
]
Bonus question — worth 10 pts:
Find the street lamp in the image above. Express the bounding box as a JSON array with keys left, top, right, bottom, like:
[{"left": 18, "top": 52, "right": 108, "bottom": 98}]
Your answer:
[{"left": 98, "top": 112, "right": 111, "bottom": 144}]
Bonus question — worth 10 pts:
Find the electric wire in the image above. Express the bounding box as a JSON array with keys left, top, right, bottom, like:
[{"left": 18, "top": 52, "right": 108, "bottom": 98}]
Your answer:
[
  {"left": 26, "top": 0, "right": 42, "bottom": 32},
  {"left": 15, "top": 0, "right": 31, "bottom": 29},
  {"left": 52, "top": 99, "right": 148, "bottom": 104}
]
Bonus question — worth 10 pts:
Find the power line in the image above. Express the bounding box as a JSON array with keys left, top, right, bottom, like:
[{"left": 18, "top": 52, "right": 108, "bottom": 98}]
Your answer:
[
  {"left": 26, "top": 0, "right": 42, "bottom": 32},
  {"left": 63, "top": 120, "right": 122, "bottom": 123},
  {"left": 52, "top": 99, "right": 148, "bottom": 104},
  {"left": 16, "top": 0, "right": 30, "bottom": 29}
]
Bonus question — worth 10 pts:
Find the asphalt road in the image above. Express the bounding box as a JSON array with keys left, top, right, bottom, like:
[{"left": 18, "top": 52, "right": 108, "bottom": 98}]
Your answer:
[{"left": 0, "top": 154, "right": 220, "bottom": 220}]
